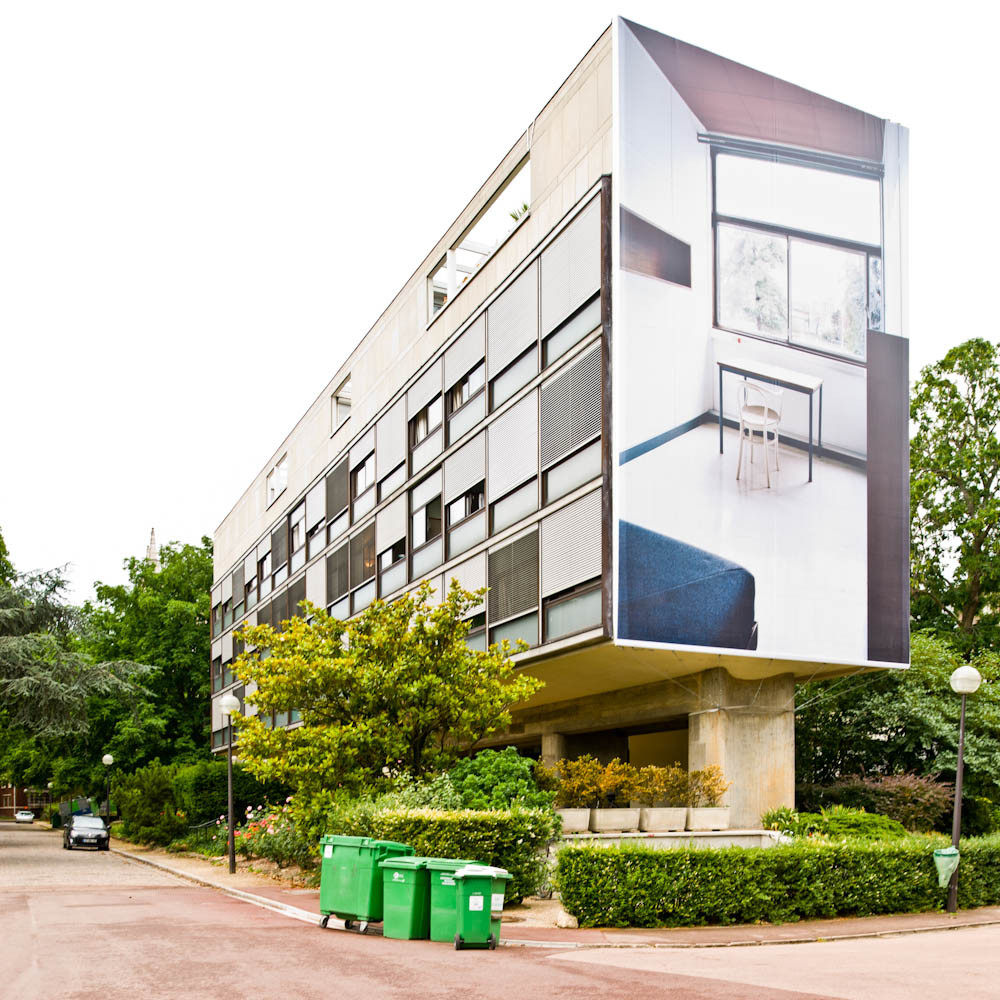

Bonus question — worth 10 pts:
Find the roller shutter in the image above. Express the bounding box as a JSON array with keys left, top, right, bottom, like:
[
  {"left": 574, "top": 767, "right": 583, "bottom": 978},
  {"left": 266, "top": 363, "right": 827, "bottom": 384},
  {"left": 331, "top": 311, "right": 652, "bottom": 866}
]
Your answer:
[
  {"left": 305, "top": 479, "right": 325, "bottom": 530},
  {"left": 541, "top": 489, "right": 602, "bottom": 597},
  {"left": 271, "top": 521, "right": 288, "bottom": 569},
  {"left": 444, "top": 432, "right": 486, "bottom": 504},
  {"left": 540, "top": 197, "right": 601, "bottom": 336},
  {"left": 488, "top": 530, "right": 539, "bottom": 623},
  {"left": 306, "top": 559, "right": 326, "bottom": 609},
  {"left": 445, "top": 315, "right": 486, "bottom": 389},
  {"left": 487, "top": 261, "right": 538, "bottom": 376},
  {"left": 350, "top": 427, "right": 375, "bottom": 469},
  {"left": 376, "top": 398, "right": 407, "bottom": 480},
  {"left": 539, "top": 345, "right": 601, "bottom": 468},
  {"left": 376, "top": 495, "right": 407, "bottom": 552},
  {"left": 287, "top": 576, "right": 306, "bottom": 620},
  {"left": 487, "top": 391, "right": 537, "bottom": 498},
  {"left": 408, "top": 359, "right": 443, "bottom": 418},
  {"left": 326, "top": 459, "right": 349, "bottom": 519},
  {"left": 326, "top": 544, "right": 349, "bottom": 603}
]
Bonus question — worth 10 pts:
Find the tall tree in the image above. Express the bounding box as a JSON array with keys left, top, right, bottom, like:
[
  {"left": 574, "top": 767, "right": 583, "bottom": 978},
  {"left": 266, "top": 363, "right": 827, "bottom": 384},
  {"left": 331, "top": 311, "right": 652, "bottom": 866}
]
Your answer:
[
  {"left": 83, "top": 537, "right": 213, "bottom": 760},
  {"left": 910, "top": 337, "right": 1000, "bottom": 652}
]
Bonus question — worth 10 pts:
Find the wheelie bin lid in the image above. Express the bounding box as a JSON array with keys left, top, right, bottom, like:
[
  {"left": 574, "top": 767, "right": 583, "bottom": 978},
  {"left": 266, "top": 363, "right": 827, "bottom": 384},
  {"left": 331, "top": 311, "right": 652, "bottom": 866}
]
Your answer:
[
  {"left": 425, "top": 857, "right": 477, "bottom": 871},
  {"left": 319, "top": 834, "right": 369, "bottom": 847},
  {"left": 369, "top": 839, "right": 413, "bottom": 854},
  {"left": 454, "top": 864, "right": 510, "bottom": 880},
  {"left": 378, "top": 855, "right": 433, "bottom": 870}
]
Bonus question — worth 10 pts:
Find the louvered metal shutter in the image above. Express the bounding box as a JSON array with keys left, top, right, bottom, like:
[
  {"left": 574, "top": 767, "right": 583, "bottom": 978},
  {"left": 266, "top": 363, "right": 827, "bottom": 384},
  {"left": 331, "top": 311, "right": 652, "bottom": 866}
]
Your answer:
[
  {"left": 350, "top": 523, "right": 376, "bottom": 585},
  {"left": 271, "top": 589, "right": 287, "bottom": 628},
  {"left": 212, "top": 582, "right": 222, "bottom": 606},
  {"left": 326, "top": 544, "right": 349, "bottom": 602},
  {"left": 487, "top": 261, "right": 538, "bottom": 376},
  {"left": 271, "top": 522, "right": 288, "bottom": 569},
  {"left": 487, "top": 390, "right": 537, "bottom": 498},
  {"left": 541, "top": 489, "right": 602, "bottom": 597},
  {"left": 221, "top": 573, "right": 233, "bottom": 603},
  {"left": 222, "top": 632, "right": 233, "bottom": 662},
  {"left": 445, "top": 314, "right": 486, "bottom": 389},
  {"left": 540, "top": 345, "right": 601, "bottom": 467},
  {"left": 350, "top": 427, "right": 375, "bottom": 468},
  {"left": 540, "top": 197, "right": 601, "bottom": 336},
  {"left": 376, "top": 398, "right": 407, "bottom": 480},
  {"left": 488, "top": 530, "right": 539, "bottom": 622},
  {"left": 448, "top": 553, "right": 486, "bottom": 611},
  {"left": 326, "top": 459, "right": 349, "bottom": 519},
  {"left": 376, "top": 495, "right": 407, "bottom": 552},
  {"left": 231, "top": 566, "right": 244, "bottom": 603},
  {"left": 305, "top": 479, "right": 325, "bottom": 530},
  {"left": 243, "top": 551, "right": 256, "bottom": 582},
  {"left": 444, "top": 432, "right": 486, "bottom": 503},
  {"left": 306, "top": 559, "right": 325, "bottom": 609},
  {"left": 408, "top": 358, "right": 443, "bottom": 418},
  {"left": 288, "top": 576, "right": 306, "bottom": 619},
  {"left": 211, "top": 637, "right": 222, "bottom": 659}
]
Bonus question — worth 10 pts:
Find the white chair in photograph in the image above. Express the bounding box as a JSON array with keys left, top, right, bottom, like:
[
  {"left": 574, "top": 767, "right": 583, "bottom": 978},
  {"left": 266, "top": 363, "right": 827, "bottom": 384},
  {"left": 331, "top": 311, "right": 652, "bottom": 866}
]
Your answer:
[{"left": 736, "top": 381, "right": 783, "bottom": 488}]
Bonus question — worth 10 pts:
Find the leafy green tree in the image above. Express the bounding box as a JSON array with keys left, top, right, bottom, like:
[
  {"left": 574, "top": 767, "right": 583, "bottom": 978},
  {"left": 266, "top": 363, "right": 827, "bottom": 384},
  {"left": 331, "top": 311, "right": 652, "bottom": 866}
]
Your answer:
[
  {"left": 795, "top": 633, "right": 1000, "bottom": 801},
  {"left": 910, "top": 337, "right": 1000, "bottom": 651},
  {"left": 83, "top": 537, "right": 213, "bottom": 761},
  {"left": 232, "top": 581, "right": 543, "bottom": 800},
  {"left": 0, "top": 525, "right": 14, "bottom": 585}
]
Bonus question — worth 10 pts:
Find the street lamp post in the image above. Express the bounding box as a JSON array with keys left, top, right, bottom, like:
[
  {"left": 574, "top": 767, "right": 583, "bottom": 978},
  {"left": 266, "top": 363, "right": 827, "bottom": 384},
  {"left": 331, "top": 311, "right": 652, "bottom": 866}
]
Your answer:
[
  {"left": 219, "top": 693, "right": 241, "bottom": 875},
  {"left": 947, "top": 665, "right": 982, "bottom": 913},
  {"left": 101, "top": 754, "right": 114, "bottom": 824}
]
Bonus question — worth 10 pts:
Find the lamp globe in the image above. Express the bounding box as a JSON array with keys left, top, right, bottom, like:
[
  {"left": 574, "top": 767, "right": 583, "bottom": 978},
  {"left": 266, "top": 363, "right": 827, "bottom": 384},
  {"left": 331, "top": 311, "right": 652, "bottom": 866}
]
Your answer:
[{"left": 950, "top": 666, "right": 982, "bottom": 696}]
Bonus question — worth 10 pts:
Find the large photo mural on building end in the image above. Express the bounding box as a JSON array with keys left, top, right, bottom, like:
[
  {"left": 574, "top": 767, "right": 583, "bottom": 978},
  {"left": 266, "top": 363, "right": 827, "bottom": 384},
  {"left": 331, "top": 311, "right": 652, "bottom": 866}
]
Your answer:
[{"left": 613, "top": 18, "right": 909, "bottom": 667}]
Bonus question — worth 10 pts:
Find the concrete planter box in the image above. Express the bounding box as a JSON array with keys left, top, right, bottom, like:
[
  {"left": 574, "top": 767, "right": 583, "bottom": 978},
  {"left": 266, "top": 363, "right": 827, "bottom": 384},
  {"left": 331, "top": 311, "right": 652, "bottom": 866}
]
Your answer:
[
  {"left": 556, "top": 808, "right": 591, "bottom": 834},
  {"left": 638, "top": 807, "right": 687, "bottom": 832},
  {"left": 589, "top": 807, "right": 640, "bottom": 833},
  {"left": 686, "top": 807, "right": 731, "bottom": 831}
]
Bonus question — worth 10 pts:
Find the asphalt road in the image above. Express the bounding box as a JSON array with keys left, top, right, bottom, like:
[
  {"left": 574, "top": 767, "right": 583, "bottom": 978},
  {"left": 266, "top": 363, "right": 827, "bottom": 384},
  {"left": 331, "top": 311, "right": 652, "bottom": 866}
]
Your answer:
[{"left": 1, "top": 822, "right": 997, "bottom": 1000}]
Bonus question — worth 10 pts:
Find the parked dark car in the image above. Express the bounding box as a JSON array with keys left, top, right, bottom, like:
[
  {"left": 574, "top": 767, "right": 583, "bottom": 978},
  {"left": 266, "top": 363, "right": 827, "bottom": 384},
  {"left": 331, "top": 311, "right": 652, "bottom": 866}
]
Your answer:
[{"left": 63, "top": 815, "right": 110, "bottom": 851}]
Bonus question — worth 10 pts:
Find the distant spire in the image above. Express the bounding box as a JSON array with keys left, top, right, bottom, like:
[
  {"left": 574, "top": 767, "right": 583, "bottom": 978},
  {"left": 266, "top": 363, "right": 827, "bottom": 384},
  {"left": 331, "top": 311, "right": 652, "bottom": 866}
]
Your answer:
[{"left": 146, "top": 528, "right": 160, "bottom": 570}]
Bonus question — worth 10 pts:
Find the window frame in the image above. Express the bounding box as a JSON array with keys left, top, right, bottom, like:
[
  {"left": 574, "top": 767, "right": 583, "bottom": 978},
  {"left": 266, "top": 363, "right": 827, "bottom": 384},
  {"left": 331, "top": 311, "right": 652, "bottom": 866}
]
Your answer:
[
  {"left": 331, "top": 376, "right": 352, "bottom": 433},
  {"left": 542, "top": 579, "right": 602, "bottom": 643},
  {"left": 265, "top": 455, "right": 288, "bottom": 507},
  {"left": 711, "top": 148, "right": 883, "bottom": 366}
]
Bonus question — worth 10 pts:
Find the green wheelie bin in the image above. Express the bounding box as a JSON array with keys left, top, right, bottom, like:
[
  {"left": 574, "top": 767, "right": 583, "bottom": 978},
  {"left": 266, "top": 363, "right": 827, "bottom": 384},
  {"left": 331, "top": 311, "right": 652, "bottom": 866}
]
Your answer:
[
  {"left": 378, "top": 856, "right": 435, "bottom": 940},
  {"left": 319, "top": 834, "right": 413, "bottom": 932},
  {"left": 425, "top": 858, "right": 477, "bottom": 943},
  {"left": 452, "top": 864, "right": 511, "bottom": 950}
]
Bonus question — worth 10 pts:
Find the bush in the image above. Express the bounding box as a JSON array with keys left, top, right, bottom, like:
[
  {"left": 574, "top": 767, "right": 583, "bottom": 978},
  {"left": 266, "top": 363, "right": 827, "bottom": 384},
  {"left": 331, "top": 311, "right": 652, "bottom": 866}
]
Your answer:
[
  {"left": 376, "top": 771, "right": 465, "bottom": 811},
  {"left": 113, "top": 761, "right": 187, "bottom": 845},
  {"left": 688, "top": 765, "right": 730, "bottom": 807},
  {"left": 556, "top": 835, "right": 1000, "bottom": 927},
  {"left": 448, "top": 748, "right": 556, "bottom": 811},
  {"left": 634, "top": 764, "right": 688, "bottom": 807},
  {"left": 320, "top": 803, "right": 561, "bottom": 901},
  {"left": 797, "top": 774, "right": 953, "bottom": 831},
  {"left": 235, "top": 804, "right": 314, "bottom": 869},
  {"left": 172, "top": 759, "right": 288, "bottom": 826}
]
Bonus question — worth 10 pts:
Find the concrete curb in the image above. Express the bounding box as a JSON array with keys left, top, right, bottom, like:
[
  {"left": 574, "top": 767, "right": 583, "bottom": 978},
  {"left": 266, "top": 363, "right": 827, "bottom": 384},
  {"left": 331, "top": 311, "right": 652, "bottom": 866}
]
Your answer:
[{"left": 111, "top": 846, "right": 1000, "bottom": 951}]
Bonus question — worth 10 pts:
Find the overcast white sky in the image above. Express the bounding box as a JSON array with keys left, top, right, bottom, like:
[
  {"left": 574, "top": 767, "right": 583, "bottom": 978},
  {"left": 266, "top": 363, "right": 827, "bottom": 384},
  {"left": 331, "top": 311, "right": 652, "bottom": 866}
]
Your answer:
[{"left": 1, "top": 2, "right": 995, "bottom": 603}]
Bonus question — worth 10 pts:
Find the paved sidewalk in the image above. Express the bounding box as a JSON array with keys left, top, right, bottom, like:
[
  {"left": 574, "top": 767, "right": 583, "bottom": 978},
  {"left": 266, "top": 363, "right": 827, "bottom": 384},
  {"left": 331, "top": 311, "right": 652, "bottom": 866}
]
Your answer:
[{"left": 110, "top": 837, "right": 1000, "bottom": 949}]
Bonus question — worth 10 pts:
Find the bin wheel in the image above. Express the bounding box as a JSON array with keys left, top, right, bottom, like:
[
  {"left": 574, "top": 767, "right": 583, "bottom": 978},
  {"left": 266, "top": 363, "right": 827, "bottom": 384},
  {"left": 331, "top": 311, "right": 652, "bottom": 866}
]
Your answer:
[
  {"left": 454, "top": 934, "right": 463, "bottom": 951},
  {"left": 488, "top": 934, "right": 497, "bottom": 950},
  {"left": 343, "top": 919, "right": 353, "bottom": 930},
  {"left": 358, "top": 921, "right": 369, "bottom": 934},
  {"left": 320, "top": 915, "right": 330, "bottom": 929}
]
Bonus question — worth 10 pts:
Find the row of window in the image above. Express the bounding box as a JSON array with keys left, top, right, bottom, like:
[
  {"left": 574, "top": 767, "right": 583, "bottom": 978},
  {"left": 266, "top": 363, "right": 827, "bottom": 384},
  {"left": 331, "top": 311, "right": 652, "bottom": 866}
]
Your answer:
[{"left": 212, "top": 301, "right": 602, "bottom": 642}]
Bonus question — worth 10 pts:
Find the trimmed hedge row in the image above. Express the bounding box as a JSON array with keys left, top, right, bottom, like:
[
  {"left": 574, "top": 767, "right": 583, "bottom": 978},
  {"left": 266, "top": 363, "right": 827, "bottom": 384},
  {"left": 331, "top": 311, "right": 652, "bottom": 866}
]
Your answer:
[
  {"left": 556, "top": 838, "right": 1000, "bottom": 927},
  {"left": 329, "top": 807, "right": 561, "bottom": 901}
]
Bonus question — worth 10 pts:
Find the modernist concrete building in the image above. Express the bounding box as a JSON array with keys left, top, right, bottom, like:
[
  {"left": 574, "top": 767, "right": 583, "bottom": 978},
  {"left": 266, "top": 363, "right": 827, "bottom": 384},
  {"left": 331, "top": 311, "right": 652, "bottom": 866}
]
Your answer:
[{"left": 210, "top": 18, "right": 909, "bottom": 826}]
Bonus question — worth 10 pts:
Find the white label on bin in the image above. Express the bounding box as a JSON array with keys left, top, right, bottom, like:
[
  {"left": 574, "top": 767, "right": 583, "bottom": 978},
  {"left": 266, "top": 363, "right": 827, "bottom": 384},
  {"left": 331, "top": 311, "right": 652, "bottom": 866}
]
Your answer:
[
  {"left": 393, "top": 872, "right": 405, "bottom": 882},
  {"left": 468, "top": 895, "right": 484, "bottom": 911},
  {"left": 323, "top": 845, "right": 333, "bottom": 858},
  {"left": 441, "top": 876, "right": 455, "bottom": 886},
  {"left": 491, "top": 893, "right": 505, "bottom": 911}
]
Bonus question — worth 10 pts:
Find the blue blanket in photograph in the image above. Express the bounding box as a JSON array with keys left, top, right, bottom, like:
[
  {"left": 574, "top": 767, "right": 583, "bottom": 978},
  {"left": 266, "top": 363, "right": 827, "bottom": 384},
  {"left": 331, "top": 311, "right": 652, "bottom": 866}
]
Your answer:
[{"left": 618, "top": 521, "right": 757, "bottom": 650}]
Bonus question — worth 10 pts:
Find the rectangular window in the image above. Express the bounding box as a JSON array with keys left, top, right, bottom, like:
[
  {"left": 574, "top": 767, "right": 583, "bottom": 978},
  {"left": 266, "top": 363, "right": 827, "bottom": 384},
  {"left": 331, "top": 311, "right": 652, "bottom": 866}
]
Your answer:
[
  {"left": 543, "top": 582, "right": 602, "bottom": 642},
  {"left": 211, "top": 656, "right": 222, "bottom": 693},
  {"left": 222, "top": 599, "right": 233, "bottom": 629},
  {"left": 490, "top": 479, "right": 536, "bottom": 534},
  {"left": 490, "top": 347, "right": 536, "bottom": 409},
  {"left": 543, "top": 439, "right": 602, "bottom": 504},
  {"left": 351, "top": 452, "right": 375, "bottom": 499},
  {"left": 378, "top": 463, "right": 406, "bottom": 501},
  {"left": 448, "top": 361, "right": 486, "bottom": 414},
  {"left": 331, "top": 376, "right": 352, "bottom": 432},
  {"left": 307, "top": 520, "right": 325, "bottom": 561},
  {"left": 258, "top": 551, "right": 272, "bottom": 599},
  {"left": 447, "top": 481, "right": 485, "bottom": 526},
  {"left": 211, "top": 602, "right": 221, "bottom": 637},
  {"left": 288, "top": 502, "right": 306, "bottom": 573},
  {"left": 411, "top": 495, "right": 442, "bottom": 549},
  {"left": 410, "top": 395, "right": 443, "bottom": 448},
  {"left": 543, "top": 295, "right": 601, "bottom": 367},
  {"left": 490, "top": 612, "right": 538, "bottom": 648},
  {"left": 244, "top": 572, "right": 257, "bottom": 611},
  {"left": 349, "top": 524, "right": 376, "bottom": 588},
  {"left": 326, "top": 544, "right": 349, "bottom": 610},
  {"left": 379, "top": 539, "right": 407, "bottom": 596},
  {"left": 266, "top": 455, "right": 288, "bottom": 506},
  {"left": 326, "top": 459, "right": 349, "bottom": 543},
  {"left": 713, "top": 151, "right": 882, "bottom": 361},
  {"left": 428, "top": 158, "right": 531, "bottom": 321},
  {"left": 487, "top": 530, "right": 539, "bottom": 634},
  {"left": 464, "top": 611, "right": 486, "bottom": 651}
]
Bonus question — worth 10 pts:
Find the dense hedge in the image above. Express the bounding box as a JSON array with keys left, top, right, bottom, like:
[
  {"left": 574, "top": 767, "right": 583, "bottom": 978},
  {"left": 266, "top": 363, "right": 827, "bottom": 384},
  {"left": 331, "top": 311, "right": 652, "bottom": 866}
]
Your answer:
[
  {"left": 329, "top": 807, "right": 560, "bottom": 901},
  {"left": 172, "top": 760, "right": 288, "bottom": 826},
  {"left": 556, "top": 838, "right": 1000, "bottom": 927}
]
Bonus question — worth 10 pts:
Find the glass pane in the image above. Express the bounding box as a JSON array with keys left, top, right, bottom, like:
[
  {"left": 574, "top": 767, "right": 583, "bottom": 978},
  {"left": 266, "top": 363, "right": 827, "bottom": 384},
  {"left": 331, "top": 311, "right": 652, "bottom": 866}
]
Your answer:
[
  {"left": 379, "top": 464, "right": 406, "bottom": 500},
  {"left": 490, "top": 612, "right": 538, "bottom": 649},
  {"left": 544, "top": 440, "right": 601, "bottom": 503},
  {"left": 491, "top": 480, "right": 537, "bottom": 533},
  {"left": 716, "top": 154, "right": 881, "bottom": 246},
  {"left": 328, "top": 596, "right": 350, "bottom": 619},
  {"left": 545, "top": 588, "right": 602, "bottom": 641},
  {"left": 868, "top": 256, "right": 883, "bottom": 332},
  {"left": 448, "top": 392, "right": 486, "bottom": 442},
  {"left": 448, "top": 510, "right": 486, "bottom": 558},
  {"left": 465, "top": 630, "right": 487, "bottom": 652},
  {"left": 352, "top": 487, "right": 375, "bottom": 520},
  {"left": 411, "top": 537, "right": 443, "bottom": 580},
  {"left": 491, "top": 349, "right": 537, "bottom": 408},
  {"left": 290, "top": 709, "right": 302, "bottom": 724},
  {"left": 789, "top": 240, "right": 867, "bottom": 359},
  {"left": 718, "top": 224, "right": 787, "bottom": 336},
  {"left": 352, "top": 580, "right": 375, "bottom": 614},
  {"left": 290, "top": 548, "right": 305, "bottom": 573},
  {"left": 544, "top": 297, "right": 601, "bottom": 366},
  {"left": 411, "top": 427, "right": 443, "bottom": 474},
  {"left": 327, "top": 511, "right": 348, "bottom": 544},
  {"left": 380, "top": 561, "right": 407, "bottom": 597}
]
